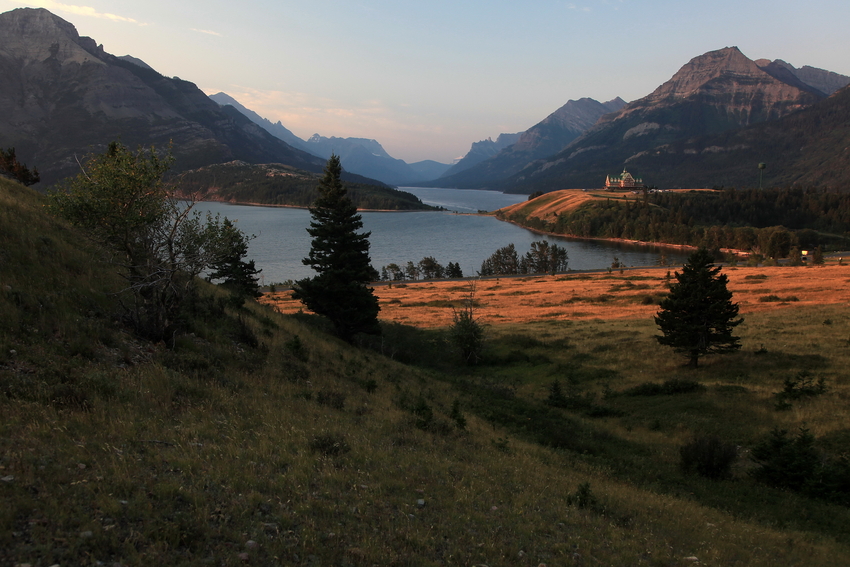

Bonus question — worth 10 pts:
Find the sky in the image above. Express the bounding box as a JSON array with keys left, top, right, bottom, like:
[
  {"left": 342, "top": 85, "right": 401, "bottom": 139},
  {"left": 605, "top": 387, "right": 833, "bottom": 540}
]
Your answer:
[{"left": 4, "top": 0, "right": 850, "bottom": 164}]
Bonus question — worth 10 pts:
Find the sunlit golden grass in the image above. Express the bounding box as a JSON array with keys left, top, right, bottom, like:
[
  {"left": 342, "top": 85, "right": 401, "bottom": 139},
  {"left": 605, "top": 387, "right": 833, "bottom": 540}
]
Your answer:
[
  {"left": 496, "top": 188, "right": 717, "bottom": 224},
  {"left": 263, "top": 263, "right": 850, "bottom": 328}
]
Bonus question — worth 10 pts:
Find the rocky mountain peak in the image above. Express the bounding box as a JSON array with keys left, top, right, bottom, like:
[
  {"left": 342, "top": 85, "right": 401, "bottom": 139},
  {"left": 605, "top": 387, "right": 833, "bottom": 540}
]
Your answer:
[
  {"left": 649, "top": 46, "right": 764, "bottom": 100},
  {"left": 0, "top": 7, "right": 104, "bottom": 66}
]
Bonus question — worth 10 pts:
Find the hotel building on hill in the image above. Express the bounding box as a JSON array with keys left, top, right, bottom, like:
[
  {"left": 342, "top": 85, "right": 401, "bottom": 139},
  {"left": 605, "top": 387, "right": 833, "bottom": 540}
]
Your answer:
[{"left": 605, "top": 169, "right": 643, "bottom": 190}]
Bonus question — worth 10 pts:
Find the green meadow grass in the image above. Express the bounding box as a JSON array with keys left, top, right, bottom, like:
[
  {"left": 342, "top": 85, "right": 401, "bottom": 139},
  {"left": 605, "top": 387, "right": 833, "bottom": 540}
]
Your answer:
[{"left": 2, "top": 178, "right": 849, "bottom": 565}]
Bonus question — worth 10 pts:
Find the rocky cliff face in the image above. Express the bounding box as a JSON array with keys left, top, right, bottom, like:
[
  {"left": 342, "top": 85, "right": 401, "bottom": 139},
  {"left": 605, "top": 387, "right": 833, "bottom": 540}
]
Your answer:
[
  {"left": 505, "top": 47, "right": 834, "bottom": 191},
  {"left": 756, "top": 59, "right": 850, "bottom": 96},
  {"left": 602, "top": 47, "right": 820, "bottom": 131},
  {"left": 0, "top": 8, "right": 324, "bottom": 185}
]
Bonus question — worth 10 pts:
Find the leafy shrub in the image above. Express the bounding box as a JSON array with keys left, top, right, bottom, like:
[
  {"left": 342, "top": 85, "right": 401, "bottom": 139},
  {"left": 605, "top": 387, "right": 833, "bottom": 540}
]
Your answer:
[
  {"left": 450, "top": 304, "right": 484, "bottom": 365},
  {"left": 679, "top": 435, "right": 738, "bottom": 479}
]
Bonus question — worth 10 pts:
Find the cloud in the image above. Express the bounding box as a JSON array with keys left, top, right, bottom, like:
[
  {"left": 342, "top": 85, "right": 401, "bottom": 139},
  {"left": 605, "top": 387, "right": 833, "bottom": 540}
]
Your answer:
[
  {"left": 11, "top": 0, "right": 141, "bottom": 23},
  {"left": 191, "top": 28, "right": 222, "bottom": 37}
]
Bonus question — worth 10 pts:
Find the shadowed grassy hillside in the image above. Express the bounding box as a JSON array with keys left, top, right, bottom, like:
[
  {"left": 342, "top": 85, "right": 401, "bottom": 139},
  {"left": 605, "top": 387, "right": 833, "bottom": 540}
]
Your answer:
[{"left": 2, "top": 177, "right": 849, "bottom": 566}]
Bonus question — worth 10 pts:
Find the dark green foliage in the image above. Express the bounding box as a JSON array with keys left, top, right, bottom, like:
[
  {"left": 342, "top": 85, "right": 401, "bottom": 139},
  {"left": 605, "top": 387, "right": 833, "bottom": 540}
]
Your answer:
[
  {"left": 567, "top": 482, "right": 600, "bottom": 511},
  {"left": 655, "top": 248, "right": 743, "bottom": 367},
  {"left": 49, "top": 142, "right": 251, "bottom": 342},
  {"left": 292, "top": 155, "right": 381, "bottom": 343},
  {"left": 812, "top": 245, "right": 825, "bottom": 265},
  {"left": 445, "top": 261, "right": 463, "bottom": 278},
  {"left": 479, "top": 241, "right": 569, "bottom": 276},
  {"left": 206, "top": 218, "right": 261, "bottom": 299},
  {"left": 0, "top": 147, "right": 39, "bottom": 186},
  {"left": 679, "top": 435, "right": 738, "bottom": 479},
  {"left": 750, "top": 427, "right": 850, "bottom": 504},
  {"left": 450, "top": 288, "right": 484, "bottom": 364},
  {"left": 479, "top": 243, "right": 519, "bottom": 275},
  {"left": 546, "top": 380, "right": 569, "bottom": 407},
  {"left": 776, "top": 372, "right": 827, "bottom": 400},
  {"left": 501, "top": 187, "right": 850, "bottom": 252},
  {"left": 418, "top": 256, "right": 444, "bottom": 279}
]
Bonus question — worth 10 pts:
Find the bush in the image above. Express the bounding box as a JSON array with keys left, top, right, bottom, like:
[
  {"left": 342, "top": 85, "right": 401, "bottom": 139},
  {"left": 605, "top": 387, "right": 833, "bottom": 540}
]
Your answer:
[
  {"left": 679, "top": 435, "right": 738, "bottom": 479},
  {"left": 450, "top": 297, "right": 484, "bottom": 365},
  {"left": 567, "top": 482, "right": 600, "bottom": 511}
]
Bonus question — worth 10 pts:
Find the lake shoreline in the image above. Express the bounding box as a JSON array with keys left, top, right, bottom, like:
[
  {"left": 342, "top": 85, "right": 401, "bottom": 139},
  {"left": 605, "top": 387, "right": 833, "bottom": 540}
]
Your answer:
[
  {"left": 490, "top": 214, "right": 750, "bottom": 258},
  {"left": 192, "top": 198, "right": 440, "bottom": 214}
]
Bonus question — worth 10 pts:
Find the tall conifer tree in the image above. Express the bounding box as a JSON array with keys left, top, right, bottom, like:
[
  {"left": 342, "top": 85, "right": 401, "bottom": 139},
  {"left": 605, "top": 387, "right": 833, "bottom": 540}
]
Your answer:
[
  {"left": 655, "top": 248, "right": 742, "bottom": 367},
  {"left": 292, "top": 155, "right": 380, "bottom": 342}
]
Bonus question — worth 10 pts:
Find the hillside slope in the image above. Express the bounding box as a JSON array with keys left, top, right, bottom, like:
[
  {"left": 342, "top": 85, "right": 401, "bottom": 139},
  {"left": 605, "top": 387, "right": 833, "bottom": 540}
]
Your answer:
[{"left": 2, "top": 178, "right": 850, "bottom": 565}]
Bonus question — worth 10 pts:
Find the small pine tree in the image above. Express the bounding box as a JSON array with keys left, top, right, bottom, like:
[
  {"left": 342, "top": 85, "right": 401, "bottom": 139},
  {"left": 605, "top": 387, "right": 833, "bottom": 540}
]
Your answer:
[
  {"left": 450, "top": 284, "right": 483, "bottom": 364},
  {"left": 206, "top": 218, "right": 261, "bottom": 299},
  {"left": 655, "top": 248, "right": 743, "bottom": 367},
  {"left": 292, "top": 155, "right": 380, "bottom": 342}
]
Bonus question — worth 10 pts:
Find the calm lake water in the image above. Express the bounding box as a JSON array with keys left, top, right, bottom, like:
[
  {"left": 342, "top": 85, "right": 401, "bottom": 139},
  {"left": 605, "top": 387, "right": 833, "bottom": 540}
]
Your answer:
[{"left": 194, "top": 187, "right": 689, "bottom": 284}]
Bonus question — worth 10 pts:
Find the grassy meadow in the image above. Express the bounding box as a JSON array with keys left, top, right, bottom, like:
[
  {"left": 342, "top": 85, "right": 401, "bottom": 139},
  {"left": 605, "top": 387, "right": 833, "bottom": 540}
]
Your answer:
[{"left": 2, "top": 176, "right": 850, "bottom": 565}]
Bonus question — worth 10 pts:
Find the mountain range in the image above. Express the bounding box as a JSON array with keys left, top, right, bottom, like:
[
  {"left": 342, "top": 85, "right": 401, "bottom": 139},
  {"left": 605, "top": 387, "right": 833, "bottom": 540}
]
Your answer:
[
  {"left": 489, "top": 47, "right": 850, "bottom": 192},
  {"left": 0, "top": 8, "right": 334, "bottom": 185},
  {"left": 207, "top": 92, "right": 453, "bottom": 186},
  {"left": 432, "top": 97, "right": 627, "bottom": 188},
  {"left": 2, "top": 7, "right": 849, "bottom": 193}
]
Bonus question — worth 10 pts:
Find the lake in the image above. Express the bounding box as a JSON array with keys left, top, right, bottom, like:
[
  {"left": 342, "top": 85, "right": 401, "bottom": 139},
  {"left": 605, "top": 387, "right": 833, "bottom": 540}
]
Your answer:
[{"left": 193, "top": 187, "right": 689, "bottom": 284}]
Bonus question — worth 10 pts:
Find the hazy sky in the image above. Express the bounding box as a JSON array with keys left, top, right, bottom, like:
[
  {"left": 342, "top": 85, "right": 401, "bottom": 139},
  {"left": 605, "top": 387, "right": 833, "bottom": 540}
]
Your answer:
[{"left": 5, "top": 0, "right": 850, "bottom": 163}]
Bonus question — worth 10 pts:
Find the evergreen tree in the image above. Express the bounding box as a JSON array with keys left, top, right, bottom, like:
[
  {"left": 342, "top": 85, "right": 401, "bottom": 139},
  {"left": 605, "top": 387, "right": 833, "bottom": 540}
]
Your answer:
[
  {"left": 206, "top": 218, "right": 261, "bottom": 300},
  {"left": 655, "top": 248, "right": 743, "bottom": 367},
  {"left": 292, "top": 155, "right": 380, "bottom": 342}
]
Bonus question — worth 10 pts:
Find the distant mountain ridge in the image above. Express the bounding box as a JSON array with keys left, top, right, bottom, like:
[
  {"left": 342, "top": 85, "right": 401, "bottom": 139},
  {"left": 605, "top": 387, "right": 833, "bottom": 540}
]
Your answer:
[
  {"left": 432, "top": 97, "right": 626, "bottom": 188},
  {"left": 208, "top": 92, "right": 308, "bottom": 152},
  {"left": 440, "top": 132, "right": 524, "bottom": 178},
  {"left": 0, "top": 8, "right": 328, "bottom": 185},
  {"left": 209, "top": 93, "right": 452, "bottom": 186},
  {"left": 500, "top": 47, "right": 849, "bottom": 192}
]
